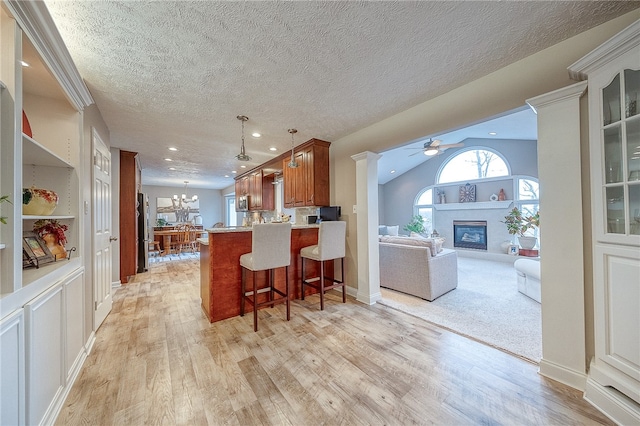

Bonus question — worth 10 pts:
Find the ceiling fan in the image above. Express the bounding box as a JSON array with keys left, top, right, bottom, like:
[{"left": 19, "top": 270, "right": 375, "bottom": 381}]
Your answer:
[{"left": 406, "top": 138, "right": 464, "bottom": 157}]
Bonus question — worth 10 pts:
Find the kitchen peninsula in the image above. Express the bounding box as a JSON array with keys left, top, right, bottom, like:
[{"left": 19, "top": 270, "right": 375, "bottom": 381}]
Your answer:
[{"left": 199, "top": 224, "right": 330, "bottom": 322}]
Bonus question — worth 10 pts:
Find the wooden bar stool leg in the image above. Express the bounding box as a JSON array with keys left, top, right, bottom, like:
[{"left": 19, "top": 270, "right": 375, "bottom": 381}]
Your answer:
[
  {"left": 341, "top": 258, "right": 346, "bottom": 303},
  {"left": 270, "top": 269, "right": 275, "bottom": 308},
  {"left": 240, "top": 267, "right": 246, "bottom": 317},
  {"left": 320, "top": 260, "right": 325, "bottom": 311},
  {"left": 285, "top": 266, "right": 290, "bottom": 321},
  {"left": 301, "top": 257, "right": 306, "bottom": 300},
  {"left": 253, "top": 270, "right": 258, "bottom": 332}
]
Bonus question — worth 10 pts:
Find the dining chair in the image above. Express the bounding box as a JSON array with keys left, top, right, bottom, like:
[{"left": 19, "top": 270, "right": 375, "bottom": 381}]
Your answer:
[
  {"left": 169, "top": 224, "right": 189, "bottom": 254},
  {"left": 300, "top": 221, "right": 347, "bottom": 310},
  {"left": 240, "top": 223, "right": 292, "bottom": 331}
]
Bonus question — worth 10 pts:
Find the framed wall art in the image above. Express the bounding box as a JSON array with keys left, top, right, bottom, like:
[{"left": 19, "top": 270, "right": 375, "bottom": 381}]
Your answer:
[{"left": 459, "top": 183, "right": 476, "bottom": 203}]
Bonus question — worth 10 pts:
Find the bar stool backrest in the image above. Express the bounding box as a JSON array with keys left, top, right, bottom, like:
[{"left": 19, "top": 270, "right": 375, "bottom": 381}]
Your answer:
[
  {"left": 317, "top": 221, "right": 346, "bottom": 260},
  {"left": 250, "top": 223, "right": 292, "bottom": 271}
]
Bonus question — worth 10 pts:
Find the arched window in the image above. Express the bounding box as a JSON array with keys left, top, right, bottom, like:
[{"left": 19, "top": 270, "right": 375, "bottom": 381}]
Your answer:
[
  {"left": 437, "top": 147, "right": 509, "bottom": 184},
  {"left": 413, "top": 187, "right": 434, "bottom": 235}
]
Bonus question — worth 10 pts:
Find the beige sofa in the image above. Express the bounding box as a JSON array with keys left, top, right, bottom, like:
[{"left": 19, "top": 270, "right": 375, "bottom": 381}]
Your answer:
[{"left": 379, "top": 236, "right": 458, "bottom": 301}]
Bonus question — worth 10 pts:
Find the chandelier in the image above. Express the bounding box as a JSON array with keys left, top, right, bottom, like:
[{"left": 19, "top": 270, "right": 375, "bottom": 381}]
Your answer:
[
  {"left": 236, "top": 115, "right": 251, "bottom": 161},
  {"left": 173, "top": 181, "right": 198, "bottom": 202},
  {"left": 287, "top": 128, "right": 298, "bottom": 168}
]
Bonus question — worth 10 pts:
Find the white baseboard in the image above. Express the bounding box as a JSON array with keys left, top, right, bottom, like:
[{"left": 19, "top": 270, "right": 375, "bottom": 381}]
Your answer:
[
  {"left": 111, "top": 280, "right": 121, "bottom": 288},
  {"left": 346, "top": 285, "right": 358, "bottom": 298},
  {"left": 85, "top": 331, "right": 96, "bottom": 354},
  {"left": 356, "top": 290, "right": 382, "bottom": 305},
  {"left": 538, "top": 358, "right": 587, "bottom": 391},
  {"left": 584, "top": 378, "right": 640, "bottom": 425}
]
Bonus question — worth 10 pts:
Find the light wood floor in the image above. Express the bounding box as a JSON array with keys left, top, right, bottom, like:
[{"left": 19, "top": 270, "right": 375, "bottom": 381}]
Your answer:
[{"left": 56, "top": 257, "right": 612, "bottom": 425}]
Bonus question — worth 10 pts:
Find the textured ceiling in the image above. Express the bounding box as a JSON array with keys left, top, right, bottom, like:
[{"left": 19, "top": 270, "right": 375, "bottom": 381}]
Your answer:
[{"left": 43, "top": 1, "right": 639, "bottom": 189}]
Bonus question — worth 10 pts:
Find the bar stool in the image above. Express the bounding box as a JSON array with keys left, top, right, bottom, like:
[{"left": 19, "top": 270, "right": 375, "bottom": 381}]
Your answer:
[
  {"left": 240, "top": 223, "right": 292, "bottom": 331},
  {"left": 300, "top": 221, "right": 347, "bottom": 310}
]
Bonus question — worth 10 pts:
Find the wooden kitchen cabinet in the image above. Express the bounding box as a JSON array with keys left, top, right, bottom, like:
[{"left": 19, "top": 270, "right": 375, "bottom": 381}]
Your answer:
[
  {"left": 283, "top": 139, "right": 330, "bottom": 208},
  {"left": 249, "top": 170, "right": 263, "bottom": 210}
]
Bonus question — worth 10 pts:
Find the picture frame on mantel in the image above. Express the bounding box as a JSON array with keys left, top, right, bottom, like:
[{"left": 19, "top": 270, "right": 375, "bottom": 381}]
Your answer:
[{"left": 459, "top": 183, "right": 476, "bottom": 203}]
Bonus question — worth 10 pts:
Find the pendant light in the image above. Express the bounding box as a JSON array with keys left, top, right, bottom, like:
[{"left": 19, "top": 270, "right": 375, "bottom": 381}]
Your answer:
[
  {"left": 235, "top": 115, "right": 251, "bottom": 161},
  {"left": 287, "top": 128, "right": 298, "bottom": 168}
]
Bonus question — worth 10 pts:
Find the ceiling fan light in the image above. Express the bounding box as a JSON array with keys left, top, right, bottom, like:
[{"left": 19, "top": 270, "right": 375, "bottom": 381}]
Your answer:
[{"left": 424, "top": 148, "right": 438, "bottom": 156}]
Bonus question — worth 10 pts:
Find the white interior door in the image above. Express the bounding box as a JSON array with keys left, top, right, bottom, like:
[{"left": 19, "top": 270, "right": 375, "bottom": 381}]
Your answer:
[{"left": 92, "top": 129, "right": 112, "bottom": 329}]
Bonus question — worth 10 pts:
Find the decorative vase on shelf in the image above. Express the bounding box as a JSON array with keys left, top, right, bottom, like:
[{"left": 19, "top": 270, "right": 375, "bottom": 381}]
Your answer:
[
  {"left": 42, "top": 233, "right": 66, "bottom": 260},
  {"left": 498, "top": 189, "right": 506, "bottom": 201},
  {"left": 518, "top": 236, "right": 537, "bottom": 250},
  {"left": 23, "top": 187, "right": 58, "bottom": 215}
]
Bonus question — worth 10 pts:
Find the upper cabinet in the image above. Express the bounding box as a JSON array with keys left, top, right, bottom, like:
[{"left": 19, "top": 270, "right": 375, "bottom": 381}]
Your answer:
[
  {"left": 283, "top": 139, "right": 330, "bottom": 208},
  {"left": 236, "top": 138, "right": 330, "bottom": 211}
]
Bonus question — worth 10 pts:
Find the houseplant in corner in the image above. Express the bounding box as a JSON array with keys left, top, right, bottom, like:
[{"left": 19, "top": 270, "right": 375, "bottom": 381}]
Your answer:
[
  {"left": 33, "top": 219, "right": 68, "bottom": 260},
  {"left": 403, "top": 215, "right": 428, "bottom": 236},
  {"left": 502, "top": 207, "right": 539, "bottom": 249}
]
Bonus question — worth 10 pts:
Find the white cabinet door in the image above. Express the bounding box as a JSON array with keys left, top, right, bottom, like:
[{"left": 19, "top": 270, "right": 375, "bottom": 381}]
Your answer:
[
  {"left": 64, "top": 269, "right": 84, "bottom": 383},
  {"left": 0, "top": 309, "right": 25, "bottom": 426},
  {"left": 25, "top": 283, "right": 64, "bottom": 426}
]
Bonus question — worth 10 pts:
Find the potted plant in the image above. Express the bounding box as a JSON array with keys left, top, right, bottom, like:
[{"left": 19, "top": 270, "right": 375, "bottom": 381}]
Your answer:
[
  {"left": 403, "top": 215, "right": 428, "bottom": 236},
  {"left": 33, "top": 219, "right": 68, "bottom": 260},
  {"left": 0, "top": 195, "right": 11, "bottom": 225},
  {"left": 502, "top": 207, "right": 539, "bottom": 249}
]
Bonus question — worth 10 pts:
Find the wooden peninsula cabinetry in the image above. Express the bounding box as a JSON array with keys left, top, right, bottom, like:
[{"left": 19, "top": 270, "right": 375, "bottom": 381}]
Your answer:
[{"left": 199, "top": 225, "right": 330, "bottom": 322}]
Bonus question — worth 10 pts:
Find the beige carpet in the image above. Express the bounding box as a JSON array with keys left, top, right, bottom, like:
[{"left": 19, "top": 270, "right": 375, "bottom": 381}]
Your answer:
[{"left": 378, "top": 256, "right": 542, "bottom": 363}]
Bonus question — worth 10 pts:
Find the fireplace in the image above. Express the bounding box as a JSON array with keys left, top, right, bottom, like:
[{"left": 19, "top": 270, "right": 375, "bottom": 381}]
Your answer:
[{"left": 453, "top": 220, "right": 487, "bottom": 250}]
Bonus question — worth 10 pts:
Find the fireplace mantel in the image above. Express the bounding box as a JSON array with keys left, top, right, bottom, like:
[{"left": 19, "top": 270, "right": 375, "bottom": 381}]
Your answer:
[{"left": 434, "top": 200, "right": 513, "bottom": 211}]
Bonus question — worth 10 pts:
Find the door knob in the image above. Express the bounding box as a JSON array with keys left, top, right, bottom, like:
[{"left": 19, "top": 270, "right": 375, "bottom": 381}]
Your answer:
[{"left": 109, "top": 236, "right": 118, "bottom": 242}]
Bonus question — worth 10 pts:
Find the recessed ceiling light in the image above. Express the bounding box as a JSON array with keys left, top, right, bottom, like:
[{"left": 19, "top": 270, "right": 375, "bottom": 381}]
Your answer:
[
  {"left": 20, "top": 60, "right": 29, "bottom": 67},
  {"left": 232, "top": 170, "right": 237, "bottom": 174},
  {"left": 488, "top": 132, "right": 497, "bottom": 136},
  {"left": 240, "top": 165, "right": 246, "bottom": 168},
  {"left": 252, "top": 132, "right": 261, "bottom": 138},
  {"left": 164, "top": 158, "right": 172, "bottom": 161},
  {"left": 224, "top": 174, "right": 230, "bottom": 178},
  {"left": 168, "top": 167, "right": 176, "bottom": 170},
  {"left": 269, "top": 147, "right": 277, "bottom": 151},
  {"left": 168, "top": 147, "right": 177, "bottom": 151},
  {"left": 390, "top": 170, "right": 396, "bottom": 174}
]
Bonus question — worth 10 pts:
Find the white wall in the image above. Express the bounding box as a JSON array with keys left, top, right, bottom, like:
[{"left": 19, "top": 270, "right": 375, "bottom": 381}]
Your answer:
[{"left": 142, "top": 184, "right": 223, "bottom": 228}]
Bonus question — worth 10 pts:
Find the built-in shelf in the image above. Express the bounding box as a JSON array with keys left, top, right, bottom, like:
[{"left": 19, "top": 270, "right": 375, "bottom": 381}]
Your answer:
[
  {"left": 23, "top": 215, "right": 74, "bottom": 220},
  {"left": 22, "top": 256, "right": 81, "bottom": 288},
  {"left": 434, "top": 200, "right": 513, "bottom": 210},
  {"left": 23, "top": 134, "right": 73, "bottom": 168}
]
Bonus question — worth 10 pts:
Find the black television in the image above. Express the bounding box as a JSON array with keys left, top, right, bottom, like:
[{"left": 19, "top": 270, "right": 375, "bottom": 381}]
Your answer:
[{"left": 319, "top": 206, "right": 341, "bottom": 221}]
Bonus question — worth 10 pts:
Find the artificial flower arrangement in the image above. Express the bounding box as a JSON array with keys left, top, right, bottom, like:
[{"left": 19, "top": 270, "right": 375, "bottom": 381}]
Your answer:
[{"left": 33, "top": 219, "right": 68, "bottom": 245}]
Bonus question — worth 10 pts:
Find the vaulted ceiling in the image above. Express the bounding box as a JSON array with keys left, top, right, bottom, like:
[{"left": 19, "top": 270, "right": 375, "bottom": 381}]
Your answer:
[{"left": 43, "top": 1, "right": 639, "bottom": 189}]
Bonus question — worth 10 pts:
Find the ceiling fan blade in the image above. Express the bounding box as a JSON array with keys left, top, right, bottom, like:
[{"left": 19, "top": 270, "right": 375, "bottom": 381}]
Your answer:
[
  {"left": 430, "top": 139, "right": 442, "bottom": 147},
  {"left": 440, "top": 142, "right": 464, "bottom": 149},
  {"left": 408, "top": 150, "right": 424, "bottom": 157}
]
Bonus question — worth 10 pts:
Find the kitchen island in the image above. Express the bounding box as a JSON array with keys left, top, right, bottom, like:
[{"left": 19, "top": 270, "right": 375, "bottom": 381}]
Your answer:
[{"left": 199, "top": 224, "right": 328, "bottom": 323}]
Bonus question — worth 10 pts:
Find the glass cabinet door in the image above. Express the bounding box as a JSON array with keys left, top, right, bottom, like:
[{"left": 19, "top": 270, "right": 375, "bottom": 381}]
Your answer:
[{"left": 602, "top": 68, "right": 640, "bottom": 236}]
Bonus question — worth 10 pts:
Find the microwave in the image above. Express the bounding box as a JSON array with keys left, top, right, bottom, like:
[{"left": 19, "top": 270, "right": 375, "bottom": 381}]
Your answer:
[{"left": 237, "top": 195, "right": 249, "bottom": 211}]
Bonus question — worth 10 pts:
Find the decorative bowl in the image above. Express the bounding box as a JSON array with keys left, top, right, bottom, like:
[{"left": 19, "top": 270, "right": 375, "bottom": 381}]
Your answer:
[{"left": 23, "top": 187, "right": 58, "bottom": 215}]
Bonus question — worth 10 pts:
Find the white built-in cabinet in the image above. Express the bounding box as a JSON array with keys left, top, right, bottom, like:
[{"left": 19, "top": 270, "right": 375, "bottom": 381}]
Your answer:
[
  {"left": 0, "top": 2, "right": 93, "bottom": 425},
  {"left": 570, "top": 20, "right": 640, "bottom": 424}
]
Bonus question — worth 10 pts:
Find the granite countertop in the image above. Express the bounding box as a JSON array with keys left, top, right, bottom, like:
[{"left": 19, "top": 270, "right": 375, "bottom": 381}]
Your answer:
[
  {"left": 205, "top": 223, "right": 320, "bottom": 233},
  {"left": 197, "top": 237, "right": 209, "bottom": 245}
]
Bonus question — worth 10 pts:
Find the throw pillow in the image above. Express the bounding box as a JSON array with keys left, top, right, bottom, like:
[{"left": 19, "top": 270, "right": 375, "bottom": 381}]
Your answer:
[
  {"left": 378, "top": 225, "right": 388, "bottom": 236},
  {"left": 387, "top": 225, "right": 399, "bottom": 236}
]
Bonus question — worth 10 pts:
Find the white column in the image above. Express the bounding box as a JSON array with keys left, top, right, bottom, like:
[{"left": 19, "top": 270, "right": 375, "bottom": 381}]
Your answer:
[
  {"left": 351, "top": 151, "right": 382, "bottom": 305},
  {"left": 527, "top": 81, "right": 588, "bottom": 390}
]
